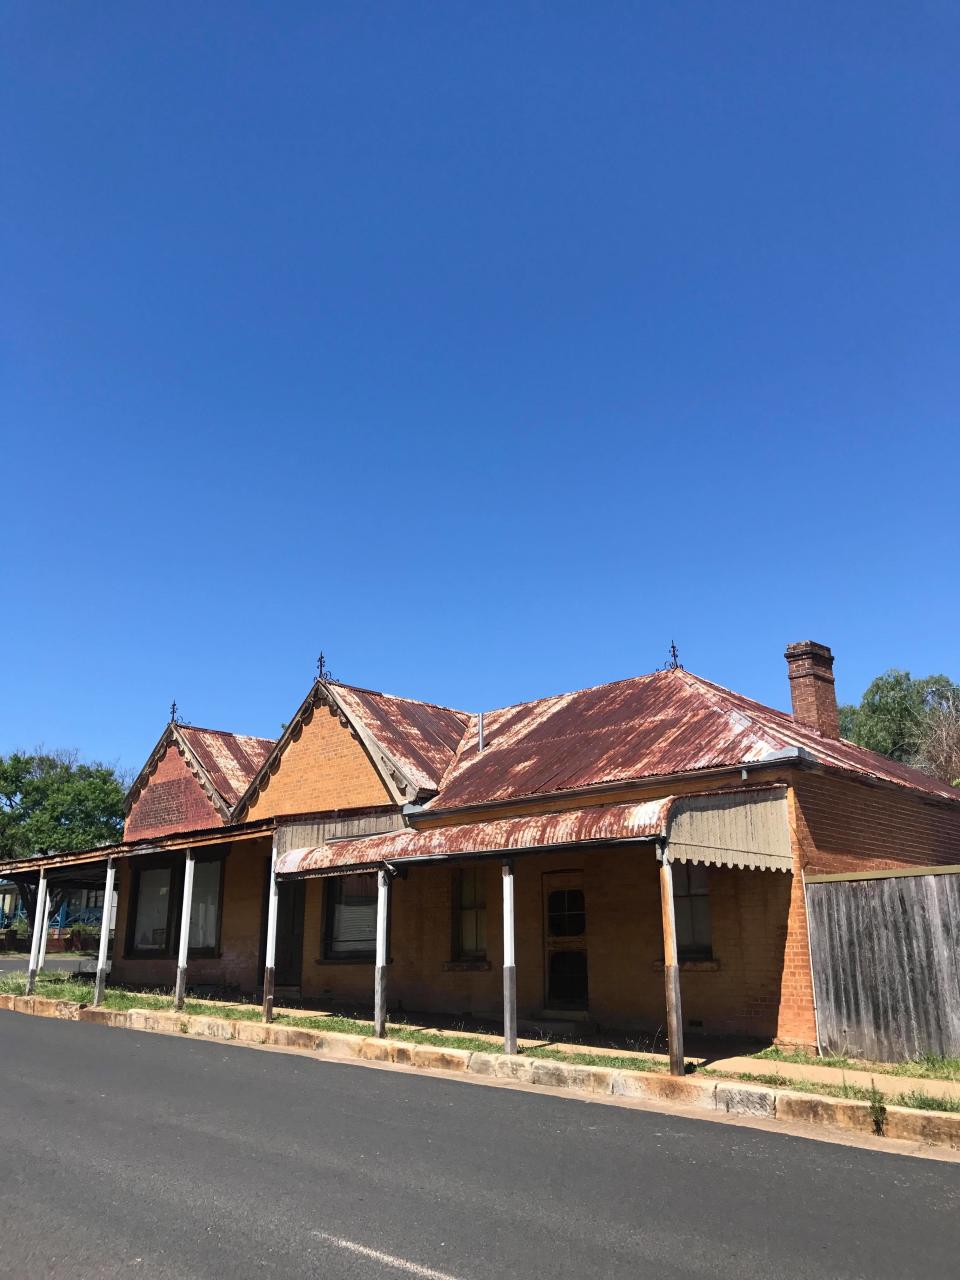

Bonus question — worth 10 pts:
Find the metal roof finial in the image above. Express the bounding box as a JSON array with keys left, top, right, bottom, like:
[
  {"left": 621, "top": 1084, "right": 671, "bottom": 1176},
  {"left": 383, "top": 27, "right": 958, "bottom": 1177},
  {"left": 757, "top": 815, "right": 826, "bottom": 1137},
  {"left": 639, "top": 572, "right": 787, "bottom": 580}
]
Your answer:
[
  {"left": 661, "top": 642, "right": 683, "bottom": 672},
  {"left": 317, "top": 652, "right": 336, "bottom": 682},
  {"left": 170, "top": 700, "right": 179, "bottom": 724}
]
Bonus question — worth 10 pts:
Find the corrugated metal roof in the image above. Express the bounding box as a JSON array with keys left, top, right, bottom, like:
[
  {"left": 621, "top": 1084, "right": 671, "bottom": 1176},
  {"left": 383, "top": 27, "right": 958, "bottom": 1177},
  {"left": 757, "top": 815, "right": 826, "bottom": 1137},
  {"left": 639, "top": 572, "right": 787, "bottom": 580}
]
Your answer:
[
  {"left": 177, "top": 726, "right": 276, "bottom": 808},
  {"left": 423, "top": 669, "right": 960, "bottom": 809},
  {"left": 332, "top": 685, "right": 470, "bottom": 793},
  {"left": 275, "top": 798, "right": 672, "bottom": 876}
]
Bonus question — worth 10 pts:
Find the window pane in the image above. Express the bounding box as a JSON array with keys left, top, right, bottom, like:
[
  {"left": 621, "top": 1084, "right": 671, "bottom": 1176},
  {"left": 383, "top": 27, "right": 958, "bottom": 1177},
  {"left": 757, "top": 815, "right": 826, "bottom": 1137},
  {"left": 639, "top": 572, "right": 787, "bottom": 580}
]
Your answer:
[
  {"left": 189, "top": 860, "right": 221, "bottom": 951},
  {"left": 688, "top": 863, "right": 710, "bottom": 896},
  {"left": 133, "top": 868, "right": 171, "bottom": 952},
  {"left": 548, "top": 889, "right": 586, "bottom": 937},
  {"left": 330, "top": 873, "right": 378, "bottom": 955},
  {"left": 454, "top": 870, "right": 487, "bottom": 958},
  {"left": 674, "top": 896, "right": 695, "bottom": 951}
]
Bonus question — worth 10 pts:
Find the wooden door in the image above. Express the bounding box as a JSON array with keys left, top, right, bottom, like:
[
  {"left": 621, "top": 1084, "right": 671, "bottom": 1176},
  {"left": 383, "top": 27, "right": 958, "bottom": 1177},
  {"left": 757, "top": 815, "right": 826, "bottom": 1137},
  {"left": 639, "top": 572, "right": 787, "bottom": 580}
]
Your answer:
[
  {"left": 543, "top": 870, "right": 588, "bottom": 1010},
  {"left": 275, "top": 880, "right": 305, "bottom": 989}
]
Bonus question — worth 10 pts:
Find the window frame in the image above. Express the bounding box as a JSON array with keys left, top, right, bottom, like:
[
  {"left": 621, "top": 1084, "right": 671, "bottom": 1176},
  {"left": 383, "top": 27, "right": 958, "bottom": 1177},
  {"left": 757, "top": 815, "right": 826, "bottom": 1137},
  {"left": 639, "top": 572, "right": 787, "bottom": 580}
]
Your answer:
[
  {"left": 124, "top": 853, "right": 226, "bottom": 961},
  {"left": 323, "top": 872, "right": 379, "bottom": 962},
  {"left": 451, "top": 866, "right": 487, "bottom": 961},
  {"left": 187, "top": 853, "right": 226, "bottom": 960},
  {"left": 672, "top": 861, "right": 713, "bottom": 961},
  {"left": 125, "top": 860, "right": 178, "bottom": 959}
]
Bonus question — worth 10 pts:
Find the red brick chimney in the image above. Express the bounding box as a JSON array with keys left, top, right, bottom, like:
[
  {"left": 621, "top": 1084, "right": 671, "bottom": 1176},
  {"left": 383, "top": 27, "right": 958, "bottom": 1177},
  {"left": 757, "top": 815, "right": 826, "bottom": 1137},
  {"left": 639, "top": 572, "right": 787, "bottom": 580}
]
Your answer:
[{"left": 784, "top": 641, "right": 840, "bottom": 739}]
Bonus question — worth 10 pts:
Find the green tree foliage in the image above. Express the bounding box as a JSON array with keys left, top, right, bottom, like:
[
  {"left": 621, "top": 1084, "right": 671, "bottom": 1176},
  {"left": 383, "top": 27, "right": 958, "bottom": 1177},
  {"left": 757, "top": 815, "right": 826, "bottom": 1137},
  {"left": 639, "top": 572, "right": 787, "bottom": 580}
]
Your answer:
[
  {"left": 840, "top": 670, "right": 960, "bottom": 782},
  {"left": 0, "top": 750, "right": 126, "bottom": 862}
]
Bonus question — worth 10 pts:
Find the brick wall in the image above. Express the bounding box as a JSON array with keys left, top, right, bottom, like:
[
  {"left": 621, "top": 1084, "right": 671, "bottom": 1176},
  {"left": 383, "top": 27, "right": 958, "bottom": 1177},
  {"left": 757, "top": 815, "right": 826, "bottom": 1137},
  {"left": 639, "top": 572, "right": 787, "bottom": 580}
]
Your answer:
[
  {"left": 111, "top": 838, "right": 271, "bottom": 991},
  {"left": 299, "top": 849, "right": 793, "bottom": 1040},
  {"left": 244, "top": 703, "right": 391, "bottom": 820},
  {"left": 124, "top": 745, "right": 223, "bottom": 841}
]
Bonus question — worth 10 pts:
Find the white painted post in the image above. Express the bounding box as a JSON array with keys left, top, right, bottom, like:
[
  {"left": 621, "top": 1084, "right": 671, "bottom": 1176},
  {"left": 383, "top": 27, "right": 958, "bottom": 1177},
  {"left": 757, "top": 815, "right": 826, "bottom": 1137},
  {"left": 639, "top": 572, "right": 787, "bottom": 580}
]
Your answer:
[
  {"left": 262, "top": 835, "right": 280, "bottom": 1022},
  {"left": 37, "top": 891, "right": 52, "bottom": 971},
  {"left": 502, "top": 861, "right": 517, "bottom": 1054},
  {"left": 658, "top": 842, "right": 685, "bottom": 1077},
  {"left": 26, "top": 871, "right": 49, "bottom": 995},
  {"left": 374, "top": 867, "right": 390, "bottom": 1037},
  {"left": 93, "top": 858, "right": 117, "bottom": 1007},
  {"left": 174, "top": 851, "right": 195, "bottom": 1010}
]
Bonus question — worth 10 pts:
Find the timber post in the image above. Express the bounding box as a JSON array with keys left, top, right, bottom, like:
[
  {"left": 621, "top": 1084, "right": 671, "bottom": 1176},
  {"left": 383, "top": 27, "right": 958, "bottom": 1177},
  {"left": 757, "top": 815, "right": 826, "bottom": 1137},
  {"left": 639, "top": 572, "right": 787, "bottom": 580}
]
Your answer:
[
  {"left": 374, "top": 866, "right": 391, "bottom": 1037},
  {"left": 25, "top": 869, "right": 48, "bottom": 996},
  {"left": 502, "top": 860, "right": 517, "bottom": 1055},
  {"left": 262, "top": 835, "right": 280, "bottom": 1023},
  {"left": 92, "top": 857, "right": 117, "bottom": 1007},
  {"left": 658, "top": 840, "right": 685, "bottom": 1077},
  {"left": 173, "top": 850, "right": 195, "bottom": 1011}
]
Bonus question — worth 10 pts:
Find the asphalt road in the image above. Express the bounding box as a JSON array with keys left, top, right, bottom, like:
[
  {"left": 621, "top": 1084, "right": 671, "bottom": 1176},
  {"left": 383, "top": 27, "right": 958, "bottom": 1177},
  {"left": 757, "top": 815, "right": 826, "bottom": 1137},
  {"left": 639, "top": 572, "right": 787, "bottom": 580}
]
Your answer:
[
  {"left": 0, "top": 956, "right": 94, "bottom": 974},
  {"left": 1, "top": 1014, "right": 958, "bottom": 1280}
]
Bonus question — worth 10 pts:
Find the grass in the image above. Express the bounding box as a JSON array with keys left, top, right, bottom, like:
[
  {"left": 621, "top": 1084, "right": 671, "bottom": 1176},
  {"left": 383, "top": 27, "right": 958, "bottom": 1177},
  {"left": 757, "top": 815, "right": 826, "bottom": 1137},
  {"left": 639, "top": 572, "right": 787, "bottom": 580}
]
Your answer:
[
  {"left": 755, "top": 1044, "right": 960, "bottom": 1082},
  {"left": 524, "top": 1046, "right": 666, "bottom": 1073}
]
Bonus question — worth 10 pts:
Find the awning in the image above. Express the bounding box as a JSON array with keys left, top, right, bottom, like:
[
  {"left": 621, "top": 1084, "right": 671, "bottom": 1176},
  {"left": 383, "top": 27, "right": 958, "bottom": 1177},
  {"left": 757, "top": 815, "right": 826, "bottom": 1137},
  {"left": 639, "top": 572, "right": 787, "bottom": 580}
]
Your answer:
[{"left": 275, "top": 785, "right": 791, "bottom": 879}]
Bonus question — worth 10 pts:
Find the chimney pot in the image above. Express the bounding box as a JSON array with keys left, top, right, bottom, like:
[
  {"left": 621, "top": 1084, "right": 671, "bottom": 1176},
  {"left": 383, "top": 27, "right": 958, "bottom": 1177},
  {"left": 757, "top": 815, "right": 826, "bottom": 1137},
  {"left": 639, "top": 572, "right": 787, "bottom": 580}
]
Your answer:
[{"left": 784, "top": 641, "right": 840, "bottom": 739}]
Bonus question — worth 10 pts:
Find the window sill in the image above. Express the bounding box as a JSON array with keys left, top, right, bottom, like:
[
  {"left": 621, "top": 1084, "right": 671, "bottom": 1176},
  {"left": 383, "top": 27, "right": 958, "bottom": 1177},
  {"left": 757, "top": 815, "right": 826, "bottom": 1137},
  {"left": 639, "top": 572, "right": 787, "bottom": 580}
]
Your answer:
[
  {"left": 442, "top": 960, "right": 491, "bottom": 972},
  {"left": 652, "top": 959, "right": 720, "bottom": 973}
]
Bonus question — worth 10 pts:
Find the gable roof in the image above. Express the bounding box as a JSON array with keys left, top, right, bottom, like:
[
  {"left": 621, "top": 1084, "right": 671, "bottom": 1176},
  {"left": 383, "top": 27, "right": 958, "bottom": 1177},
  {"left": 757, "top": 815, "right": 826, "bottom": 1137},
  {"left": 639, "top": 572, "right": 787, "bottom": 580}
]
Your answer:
[
  {"left": 125, "top": 723, "right": 276, "bottom": 820},
  {"left": 424, "top": 667, "right": 960, "bottom": 811},
  {"left": 233, "top": 680, "right": 470, "bottom": 816}
]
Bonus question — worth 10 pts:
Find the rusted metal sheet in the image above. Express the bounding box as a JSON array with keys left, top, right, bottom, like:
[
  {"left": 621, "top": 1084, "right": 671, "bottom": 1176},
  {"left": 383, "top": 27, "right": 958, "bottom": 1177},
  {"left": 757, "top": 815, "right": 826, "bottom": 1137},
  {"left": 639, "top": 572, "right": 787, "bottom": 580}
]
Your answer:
[
  {"left": 426, "top": 669, "right": 960, "bottom": 809},
  {"left": 275, "top": 798, "right": 674, "bottom": 877},
  {"left": 332, "top": 685, "right": 469, "bottom": 793},
  {"left": 178, "top": 726, "right": 275, "bottom": 808}
]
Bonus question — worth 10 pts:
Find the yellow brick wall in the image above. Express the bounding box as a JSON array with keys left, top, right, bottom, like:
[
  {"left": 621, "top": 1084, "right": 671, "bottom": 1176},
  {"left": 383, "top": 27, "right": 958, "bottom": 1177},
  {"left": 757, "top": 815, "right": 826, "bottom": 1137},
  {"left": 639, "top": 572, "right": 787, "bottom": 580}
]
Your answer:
[
  {"left": 299, "top": 849, "right": 795, "bottom": 1040},
  {"left": 243, "top": 702, "right": 392, "bottom": 819}
]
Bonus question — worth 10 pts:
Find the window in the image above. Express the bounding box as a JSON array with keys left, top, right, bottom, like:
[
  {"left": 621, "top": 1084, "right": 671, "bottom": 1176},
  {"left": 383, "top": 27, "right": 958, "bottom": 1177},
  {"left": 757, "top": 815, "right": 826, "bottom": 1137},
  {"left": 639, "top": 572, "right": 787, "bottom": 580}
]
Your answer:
[
  {"left": 672, "top": 862, "right": 712, "bottom": 959},
  {"left": 130, "top": 867, "right": 173, "bottom": 954},
  {"left": 453, "top": 868, "right": 486, "bottom": 959},
  {"left": 189, "top": 858, "right": 223, "bottom": 955},
  {"left": 325, "top": 873, "right": 378, "bottom": 958},
  {"left": 547, "top": 888, "right": 586, "bottom": 937}
]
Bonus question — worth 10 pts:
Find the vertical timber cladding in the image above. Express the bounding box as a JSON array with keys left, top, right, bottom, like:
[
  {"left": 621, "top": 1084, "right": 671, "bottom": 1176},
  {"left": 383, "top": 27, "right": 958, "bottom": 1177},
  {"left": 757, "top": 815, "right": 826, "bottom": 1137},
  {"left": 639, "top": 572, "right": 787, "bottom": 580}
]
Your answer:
[{"left": 806, "top": 868, "right": 960, "bottom": 1061}]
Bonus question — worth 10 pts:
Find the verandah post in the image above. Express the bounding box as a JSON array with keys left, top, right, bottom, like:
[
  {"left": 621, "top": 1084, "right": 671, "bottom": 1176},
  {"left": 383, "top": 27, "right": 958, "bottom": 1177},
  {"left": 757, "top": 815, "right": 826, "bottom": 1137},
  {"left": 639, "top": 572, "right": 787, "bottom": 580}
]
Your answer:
[
  {"left": 174, "top": 850, "right": 195, "bottom": 1010},
  {"left": 374, "top": 867, "right": 391, "bottom": 1037},
  {"left": 658, "top": 840, "right": 685, "bottom": 1077},
  {"left": 93, "top": 857, "right": 117, "bottom": 1007},
  {"left": 25, "top": 869, "right": 48, "bottom": 996},
  {"left": 262, "top": 835, "right": 280, "bottom": 1023},
  {"left": 37, "top": 890, "right": 52, "bottom": 972},
  {"left": 502, "top": 860, "right": 517, "bottom": 1055}
]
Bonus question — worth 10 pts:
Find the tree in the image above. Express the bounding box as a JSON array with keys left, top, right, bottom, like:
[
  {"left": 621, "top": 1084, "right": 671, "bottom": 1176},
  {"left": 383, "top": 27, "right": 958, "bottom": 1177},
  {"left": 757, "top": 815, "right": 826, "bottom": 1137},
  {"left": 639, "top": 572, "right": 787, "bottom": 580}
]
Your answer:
[
  {"left": 915, "top": 692, "right": 960, "bottom": 788},
  {"left": 841, "top": 669, "right": 960, "bottom": 783},
  {"left": 0, "top": 751, "right": 127, "bottom": 924}
]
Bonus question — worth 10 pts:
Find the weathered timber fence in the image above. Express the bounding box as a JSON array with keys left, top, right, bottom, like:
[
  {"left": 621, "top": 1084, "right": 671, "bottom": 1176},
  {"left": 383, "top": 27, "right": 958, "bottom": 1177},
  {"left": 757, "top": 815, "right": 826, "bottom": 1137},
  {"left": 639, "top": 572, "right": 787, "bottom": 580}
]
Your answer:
[{"left": 806, "top": 866, "right": 960, "bottom": 1061}]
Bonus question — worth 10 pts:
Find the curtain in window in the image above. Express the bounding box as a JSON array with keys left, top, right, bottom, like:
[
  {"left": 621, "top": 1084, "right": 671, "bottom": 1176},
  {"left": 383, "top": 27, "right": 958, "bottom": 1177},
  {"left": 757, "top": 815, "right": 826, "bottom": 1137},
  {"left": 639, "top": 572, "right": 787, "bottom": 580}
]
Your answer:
[
  {"left": 329, "top": 873, "right": 378, "bottom": 956},
  {"left": 133, "top": 868, "right": 171, "bottom": 952},
  {"left": 189, "top": 860, "right": 221, "bottom": 951}
]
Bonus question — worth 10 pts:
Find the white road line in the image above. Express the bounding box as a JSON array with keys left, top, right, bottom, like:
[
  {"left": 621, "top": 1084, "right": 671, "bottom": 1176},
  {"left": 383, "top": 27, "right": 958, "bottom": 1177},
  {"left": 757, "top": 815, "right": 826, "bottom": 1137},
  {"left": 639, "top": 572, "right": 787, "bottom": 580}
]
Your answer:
[{"left": 312, "top": 1231, "right": 463, "bottom": 1280}]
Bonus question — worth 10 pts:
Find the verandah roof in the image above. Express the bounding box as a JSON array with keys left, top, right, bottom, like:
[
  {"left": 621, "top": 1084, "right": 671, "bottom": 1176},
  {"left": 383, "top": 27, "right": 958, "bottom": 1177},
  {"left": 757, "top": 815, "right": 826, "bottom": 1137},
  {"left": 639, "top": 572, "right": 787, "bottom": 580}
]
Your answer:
[{"left": 275, "top": 785, "right": 792, "bottom": 879}]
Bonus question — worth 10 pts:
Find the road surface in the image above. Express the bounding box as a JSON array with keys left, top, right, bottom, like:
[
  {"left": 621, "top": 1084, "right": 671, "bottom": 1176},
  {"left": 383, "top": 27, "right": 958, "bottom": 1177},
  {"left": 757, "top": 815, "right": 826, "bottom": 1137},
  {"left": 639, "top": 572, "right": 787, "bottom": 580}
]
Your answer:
[
  {"left": 0, "top": 956, "right": 94, "bottom": 975},
  {"left": 1, "top": 1013, "right": 958, "bottom": 1279}
]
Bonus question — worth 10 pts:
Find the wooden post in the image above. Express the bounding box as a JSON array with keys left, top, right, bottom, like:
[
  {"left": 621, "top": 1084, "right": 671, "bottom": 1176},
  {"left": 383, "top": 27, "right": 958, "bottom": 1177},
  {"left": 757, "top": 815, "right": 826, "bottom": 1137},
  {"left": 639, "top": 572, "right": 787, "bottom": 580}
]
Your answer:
[
  {"left": 502, "top": 861, "right": 517, "bottom": 1055},
  {"left": 25, "top": 870, "right": 48, "bottom": 995},
  {"left": 174, "top": 851, "right": 195, "bottom": 1010},
  {"left": 659, "top": 842, "right": 685, "bottom": 1076},
  {"left": 374, "top": 867, "right": 390, "bottom": 1037},
  {"left": 93, "top": 858, "right": 117, "bottom": 1007},
  {"left": 262, "top": 835, "right": 280, "bottom": 1023}
]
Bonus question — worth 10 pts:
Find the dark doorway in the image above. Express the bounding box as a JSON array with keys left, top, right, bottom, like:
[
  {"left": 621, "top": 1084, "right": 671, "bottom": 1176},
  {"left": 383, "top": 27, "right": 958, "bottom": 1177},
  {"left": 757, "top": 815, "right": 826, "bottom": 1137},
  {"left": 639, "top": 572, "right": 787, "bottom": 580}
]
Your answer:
[
  {"left": 275, "top": 881, "right": 305, "bottom": 989},
  {"left": 548, "top": 950, "right": 588, "bottom": 1008}
]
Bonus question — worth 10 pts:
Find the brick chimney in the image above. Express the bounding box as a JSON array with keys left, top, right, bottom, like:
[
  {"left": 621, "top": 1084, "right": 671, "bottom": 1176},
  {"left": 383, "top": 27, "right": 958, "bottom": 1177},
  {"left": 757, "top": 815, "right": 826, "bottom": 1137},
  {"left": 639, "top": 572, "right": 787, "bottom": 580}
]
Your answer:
[{"left": 784, "top": 641, "right": 840, "bottom": 739}]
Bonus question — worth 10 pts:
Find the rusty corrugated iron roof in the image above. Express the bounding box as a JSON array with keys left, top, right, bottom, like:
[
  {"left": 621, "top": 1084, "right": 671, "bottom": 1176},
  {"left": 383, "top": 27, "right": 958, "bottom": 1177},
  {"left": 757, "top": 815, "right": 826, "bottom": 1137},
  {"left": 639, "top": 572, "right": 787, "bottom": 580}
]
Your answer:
[
  {"left": 424, "top": 668, "right": 960, "bottom": 809},
  {"left": 177, "top": 726, "right": 276, "bottom": 808},
  {"left": 275, "top": 797, "right": 673, "bottom": 876},
  {"left": 332, "top": 685, "right": 469, "bottom": 793}
]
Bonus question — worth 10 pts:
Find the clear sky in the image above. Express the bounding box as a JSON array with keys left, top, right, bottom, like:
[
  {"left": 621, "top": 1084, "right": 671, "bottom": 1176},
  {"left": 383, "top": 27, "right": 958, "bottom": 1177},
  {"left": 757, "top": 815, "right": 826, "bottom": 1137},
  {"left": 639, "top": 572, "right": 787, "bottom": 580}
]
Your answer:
[{"left": 3, "top": 2, "right": 958, "bottom": 776}]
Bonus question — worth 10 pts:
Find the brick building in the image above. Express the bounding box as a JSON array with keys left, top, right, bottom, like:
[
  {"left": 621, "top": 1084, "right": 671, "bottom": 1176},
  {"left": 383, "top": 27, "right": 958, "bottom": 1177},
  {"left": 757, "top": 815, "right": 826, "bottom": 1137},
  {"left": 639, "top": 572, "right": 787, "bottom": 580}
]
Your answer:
[{"left": 5, "top": 641, "right": 959, "bottom": 1064}]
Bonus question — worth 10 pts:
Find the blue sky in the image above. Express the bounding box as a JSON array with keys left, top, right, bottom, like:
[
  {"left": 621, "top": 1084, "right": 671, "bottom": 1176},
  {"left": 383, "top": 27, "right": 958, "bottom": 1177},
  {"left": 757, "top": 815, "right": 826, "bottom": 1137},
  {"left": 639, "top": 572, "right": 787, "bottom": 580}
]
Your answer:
[{"left": 3, "top": 2, "right": 958, "bottom": 776}]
